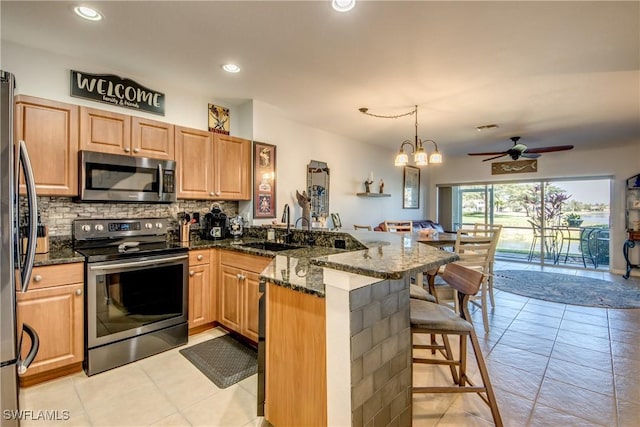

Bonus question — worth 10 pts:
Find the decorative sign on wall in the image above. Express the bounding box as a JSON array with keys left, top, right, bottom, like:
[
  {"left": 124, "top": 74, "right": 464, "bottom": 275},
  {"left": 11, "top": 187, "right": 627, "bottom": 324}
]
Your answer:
[
  {"left": 208, "top": 104, "right": 230, "bottom": 135},
  {"left": 70, "top": 70, "right": 165, "bottom": 115},
  {"left": 253, "top": 141, "right": 277, "bottom": 218},
  {"left": 491, "top": 159, "right": 537, "bottom": 175}
]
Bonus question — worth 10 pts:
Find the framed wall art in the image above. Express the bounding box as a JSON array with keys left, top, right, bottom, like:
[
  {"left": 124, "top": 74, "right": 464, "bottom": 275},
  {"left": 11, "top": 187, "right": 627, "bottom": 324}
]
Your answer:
[
  {"left": 208, "top": 103, "right": 230, "bottom": 135},
  {"left": 253, "top": 141, "right": 277, "bottom": 218},
  {"left": 403, "top": 166, "right": 420, "bottom": 209}
]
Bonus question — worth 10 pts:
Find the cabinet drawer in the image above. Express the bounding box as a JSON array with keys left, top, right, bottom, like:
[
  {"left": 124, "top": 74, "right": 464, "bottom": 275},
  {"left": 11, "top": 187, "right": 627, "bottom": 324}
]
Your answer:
[
  {"left": 23, "top": 263, "right": 84, "bottom": 291},
  {"left": 220, "top": 251, "right": 271, "bottom": 273},
  {"left": 190, "top": 249, "right": 211, "bottom": 265}
]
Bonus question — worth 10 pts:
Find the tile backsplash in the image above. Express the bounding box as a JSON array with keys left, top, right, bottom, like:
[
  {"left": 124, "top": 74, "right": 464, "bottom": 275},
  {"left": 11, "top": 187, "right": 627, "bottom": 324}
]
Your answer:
[{"left": 25, "top": 197, "right": 239, "bottom": 237}]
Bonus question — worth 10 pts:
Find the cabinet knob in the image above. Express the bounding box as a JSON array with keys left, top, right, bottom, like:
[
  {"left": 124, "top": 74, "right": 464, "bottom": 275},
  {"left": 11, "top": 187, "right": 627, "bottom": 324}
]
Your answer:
[
  {"left": 124, "top": 147, "right": 131, "bottom": 153},
  {"left": 33, "top": 275, "right": 42, "bottom": 282},
  {"left": 133, "top": 148, "right": 140, "bottom": 153},
  {"left": 210, "top": 192, "right": 215, "bottom": 196},
  {"left": 189, "top": 270, "right": 195, "bottom": 276},
  {"left": 197, "top": 254, "right": 203, "bottom": 261},
  {"left": 75, "top": 289, "right": 83, "bottom": 296},
  {"left": 216, "top": 192, "right": 221, "bottom": 196}
]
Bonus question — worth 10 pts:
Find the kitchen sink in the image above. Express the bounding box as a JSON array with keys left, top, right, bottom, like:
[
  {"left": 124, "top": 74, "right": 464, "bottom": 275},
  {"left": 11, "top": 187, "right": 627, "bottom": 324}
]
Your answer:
[{"left": 239, "top": 241, "right": 302, "bottom": 252}]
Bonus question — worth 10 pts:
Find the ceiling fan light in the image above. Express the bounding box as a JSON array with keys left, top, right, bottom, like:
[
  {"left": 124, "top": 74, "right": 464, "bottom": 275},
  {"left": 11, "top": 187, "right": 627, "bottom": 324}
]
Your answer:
[
  {"left": 414, "top": 149, "right": 428, "bottom": 166},
  {"left": 394, "top": 151, "right": 409, "bottom": 167},
  {"left": 429, "top": 151, "right": 443, "bottom": 164},
  {"left": 332, "top": 0, "right": 355, "bottom": 12}
]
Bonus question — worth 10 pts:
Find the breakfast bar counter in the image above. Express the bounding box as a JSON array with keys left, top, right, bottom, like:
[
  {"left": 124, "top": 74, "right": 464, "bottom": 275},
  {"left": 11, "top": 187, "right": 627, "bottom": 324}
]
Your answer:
[{"left": 258, "top": 231, "right": 458, "bottom": 427}]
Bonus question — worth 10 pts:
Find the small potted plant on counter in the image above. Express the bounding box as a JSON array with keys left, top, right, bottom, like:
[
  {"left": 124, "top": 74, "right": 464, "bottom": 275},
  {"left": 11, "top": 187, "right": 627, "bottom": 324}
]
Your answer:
[{"left": 565, "top": 212, "right": 583, "bottom": 227}]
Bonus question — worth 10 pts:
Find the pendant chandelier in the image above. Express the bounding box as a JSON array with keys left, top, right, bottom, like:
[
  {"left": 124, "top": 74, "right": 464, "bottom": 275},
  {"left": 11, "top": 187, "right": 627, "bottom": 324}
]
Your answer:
[{"left": 358, "top": 105, "right": 442, "bottom": 167}]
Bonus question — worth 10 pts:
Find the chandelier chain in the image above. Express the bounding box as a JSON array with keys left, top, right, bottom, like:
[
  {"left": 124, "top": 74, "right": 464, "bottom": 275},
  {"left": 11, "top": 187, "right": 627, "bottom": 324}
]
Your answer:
[{"left": 358, "top": 106, "right": 417, "bottom": 119}]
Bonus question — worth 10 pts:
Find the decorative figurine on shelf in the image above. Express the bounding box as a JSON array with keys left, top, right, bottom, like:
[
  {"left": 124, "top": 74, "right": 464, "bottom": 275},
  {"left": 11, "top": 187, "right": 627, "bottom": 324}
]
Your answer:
[
  {"left": 379, "top": 179, "right": 384, "bottom": 194},
  {"left": 364, "top": 179, "right": 373, "bottom": 193},
  {"left": 296, "top": 190, "right": 312, "bottom": 225}
]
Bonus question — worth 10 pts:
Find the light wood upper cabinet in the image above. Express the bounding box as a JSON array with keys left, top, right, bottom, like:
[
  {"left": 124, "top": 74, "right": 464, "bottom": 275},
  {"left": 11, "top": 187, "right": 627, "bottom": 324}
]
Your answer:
[
  {"left": 80, "top": 107, "right": 131, "bottom": 155},
  {"left": 131, "top": 116, "right": 174, "bottom": 160},
  {"left": 16, "top": 263, "right": 84, "bottom": 383},
  {"left": 214, "top": 134, "right": 251, "bottom": 200},
  {"left": 14, "top": 95, "right": 79, "bottom": 196},
  {"left": 80, "top": 107, "right": 174, "bottom": 159},
  {"left": 175, "top": 126, "right": 214, "bottom": 199},
  {"left": 175, "top": 128, "right": 251, "bottom": 200}
]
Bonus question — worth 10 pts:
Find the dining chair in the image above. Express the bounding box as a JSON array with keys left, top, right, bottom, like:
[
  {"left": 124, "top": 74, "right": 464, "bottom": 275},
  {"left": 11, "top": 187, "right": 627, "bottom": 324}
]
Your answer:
[
  {"left": 411, "top": 262, "right": 503, "bottom": 427},
  {"left": 426, "top": 226, "right": 500, "bottom": 332},
  {"left": 353, "top": 224, "right": 372, "bottom": 231},
  {"left": 384, "top": 220, "right": 413, "bottom": 232},
  {"left": 472, "top": 223, "right": 503, "bottom": 309}
]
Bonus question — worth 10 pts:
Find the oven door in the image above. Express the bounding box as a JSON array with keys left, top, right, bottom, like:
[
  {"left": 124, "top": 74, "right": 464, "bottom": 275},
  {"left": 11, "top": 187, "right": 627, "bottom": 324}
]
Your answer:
[{"left": 86, "top": 253, "right": 188, "bottom": 348}]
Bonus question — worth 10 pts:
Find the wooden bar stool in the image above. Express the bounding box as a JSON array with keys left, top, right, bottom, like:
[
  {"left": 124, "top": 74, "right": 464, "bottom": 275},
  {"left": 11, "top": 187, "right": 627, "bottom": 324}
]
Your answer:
[{"left": 411, "top": 262, "right": 503, "bottom": 427}]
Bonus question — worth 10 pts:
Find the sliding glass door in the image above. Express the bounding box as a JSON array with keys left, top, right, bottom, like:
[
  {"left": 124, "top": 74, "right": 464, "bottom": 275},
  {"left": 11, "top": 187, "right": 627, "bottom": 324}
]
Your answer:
[{"left": 441, "top": 178, "right": 611, "bottom": 269}]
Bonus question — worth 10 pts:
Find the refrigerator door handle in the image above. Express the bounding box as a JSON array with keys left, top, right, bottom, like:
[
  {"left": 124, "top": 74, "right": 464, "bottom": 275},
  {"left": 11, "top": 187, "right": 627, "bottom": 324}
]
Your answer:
[
  {"left": 18, "top": 140, "right": 38, "bottom": 292},
  {"left": 17, "top": 323, "right": 39, "bottom": 375}
]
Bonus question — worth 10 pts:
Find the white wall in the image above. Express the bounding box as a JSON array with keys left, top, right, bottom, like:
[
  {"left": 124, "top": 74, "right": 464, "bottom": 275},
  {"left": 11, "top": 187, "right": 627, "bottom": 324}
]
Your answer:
[
  {"left": 425, "top": 142, "right": 640, "bottom": 273},
  {"left": 250, "top": 100, "right": 426, "bottom": 229},
  {"left": 3, "top": 40, "right": 428, "bottom": 231},
  {"left": 2, "top": 41, "right": 252, "bottom": 139}
]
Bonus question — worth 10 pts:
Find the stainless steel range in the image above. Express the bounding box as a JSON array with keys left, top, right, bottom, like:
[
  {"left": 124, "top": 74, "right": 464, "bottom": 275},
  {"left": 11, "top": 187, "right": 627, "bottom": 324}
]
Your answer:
[{"left": 73, "top": 218, "right": 188, "bottom": 376}]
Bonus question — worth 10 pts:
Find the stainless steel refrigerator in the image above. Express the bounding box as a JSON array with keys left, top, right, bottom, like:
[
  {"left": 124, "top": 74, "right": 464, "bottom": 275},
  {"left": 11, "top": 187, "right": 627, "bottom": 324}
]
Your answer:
[{"left": 1, "top": 70, "right": 40, "bottom": 426}]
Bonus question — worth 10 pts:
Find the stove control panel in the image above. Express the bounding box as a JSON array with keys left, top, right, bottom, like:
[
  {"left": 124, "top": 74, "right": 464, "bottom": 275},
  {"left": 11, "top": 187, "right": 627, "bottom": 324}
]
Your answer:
[{"left": 73, "top": 218, "right": 169, "bottom": 241}]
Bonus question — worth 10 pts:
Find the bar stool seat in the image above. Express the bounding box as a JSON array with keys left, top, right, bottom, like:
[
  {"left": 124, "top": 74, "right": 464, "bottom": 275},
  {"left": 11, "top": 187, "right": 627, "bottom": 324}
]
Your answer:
[
  {"left": 411, "top": 262, "right": 503, "bottom": 427},
  {"left": 410, "top": 284, "right": 437, "bottom": 303}
]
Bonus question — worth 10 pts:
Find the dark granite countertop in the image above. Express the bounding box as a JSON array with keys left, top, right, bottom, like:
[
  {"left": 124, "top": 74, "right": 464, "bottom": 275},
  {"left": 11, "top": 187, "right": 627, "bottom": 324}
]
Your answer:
[
  {"left": 33, "top": 239, "right": 84, "bottom": 267},
  {"left": 34, "top": 231, "right": 458, "bottom": 298}
]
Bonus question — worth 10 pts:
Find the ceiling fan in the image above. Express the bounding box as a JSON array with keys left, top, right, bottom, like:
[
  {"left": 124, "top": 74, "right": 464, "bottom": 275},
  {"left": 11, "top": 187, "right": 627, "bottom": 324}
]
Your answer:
[{"left": 467, "top": 136, "right": 574, "bottom": 162}]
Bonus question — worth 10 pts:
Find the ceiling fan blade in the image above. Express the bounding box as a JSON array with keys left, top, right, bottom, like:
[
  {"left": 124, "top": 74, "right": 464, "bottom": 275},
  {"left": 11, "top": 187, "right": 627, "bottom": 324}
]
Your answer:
[
  {"left": 467, "top": 151, "right": 508, "bottom": 156},
  {"left": 482, "top": 153, "right": 509, "bottom": 162},
  {"left": 524, "top": 145, "right": 574, "bottom": 154},
  {"left": 520, "top": 153, "right": 541, "bottom": 159}
]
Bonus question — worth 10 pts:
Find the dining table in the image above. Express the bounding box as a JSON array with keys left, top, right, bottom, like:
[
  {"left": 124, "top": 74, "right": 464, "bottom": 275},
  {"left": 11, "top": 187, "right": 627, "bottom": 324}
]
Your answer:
[{"left": 417, "top": 231, "right": 458, "bottom": 248}]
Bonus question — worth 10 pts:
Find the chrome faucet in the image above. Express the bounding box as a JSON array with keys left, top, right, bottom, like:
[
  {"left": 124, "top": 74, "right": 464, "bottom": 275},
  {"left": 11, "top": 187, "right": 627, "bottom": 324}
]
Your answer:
[
  {"left": 295, "top": 217, "right": 310, "bottom": 230},
  {"left": 282, "top": 204, "right": 292, "bottom": 244}
]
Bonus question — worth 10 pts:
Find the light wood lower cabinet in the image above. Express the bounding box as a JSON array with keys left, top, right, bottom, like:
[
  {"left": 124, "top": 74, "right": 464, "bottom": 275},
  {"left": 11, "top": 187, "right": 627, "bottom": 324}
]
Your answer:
[
  {"left": 188, "top": 249, "right": 217, "bottom": 332},
  {"left": 265, "top": 283, "right": 327, "bottom": 426},
  {"left": 219, "top": 251, "right": 271, "bottom": 342},
  {"left": 16, "top": 263, "right": 84, "bottom": 385}
]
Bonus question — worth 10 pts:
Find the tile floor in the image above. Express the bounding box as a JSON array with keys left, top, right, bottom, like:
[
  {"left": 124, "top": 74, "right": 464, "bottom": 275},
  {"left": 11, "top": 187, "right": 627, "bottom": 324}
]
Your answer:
[{"left": 19, "top": 261, "right": 640, "bottom": 426}]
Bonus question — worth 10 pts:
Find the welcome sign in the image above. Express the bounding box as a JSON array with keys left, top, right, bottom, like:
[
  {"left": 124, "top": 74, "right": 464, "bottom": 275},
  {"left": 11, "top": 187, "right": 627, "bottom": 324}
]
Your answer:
[{"left": 70, "top": 70, "right": 165, "bottom": 115}]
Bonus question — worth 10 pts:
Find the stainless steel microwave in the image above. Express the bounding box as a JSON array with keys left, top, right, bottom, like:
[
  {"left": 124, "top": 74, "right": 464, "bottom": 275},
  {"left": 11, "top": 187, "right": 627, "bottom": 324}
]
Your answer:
[{"left": 78, "top": 151, "right": 176, "bottom": 203}]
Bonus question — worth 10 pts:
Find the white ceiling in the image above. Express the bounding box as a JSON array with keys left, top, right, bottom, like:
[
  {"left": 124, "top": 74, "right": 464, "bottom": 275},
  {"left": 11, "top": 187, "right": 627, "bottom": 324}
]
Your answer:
[{"left": 2, "top": 1, "right": 639, "bottom": 157}]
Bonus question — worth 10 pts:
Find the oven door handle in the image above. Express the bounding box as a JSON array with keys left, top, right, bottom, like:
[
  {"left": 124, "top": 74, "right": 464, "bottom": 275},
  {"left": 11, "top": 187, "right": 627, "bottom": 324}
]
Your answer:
[{"left": 89, "top": 254, "right": 188, "bottom": 271}]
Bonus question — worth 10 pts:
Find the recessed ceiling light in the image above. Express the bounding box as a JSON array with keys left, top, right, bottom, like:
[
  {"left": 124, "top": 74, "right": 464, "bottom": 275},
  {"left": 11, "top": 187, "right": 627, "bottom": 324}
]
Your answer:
[
  {"left": 332, "top": 0, "right": 355, "bottom": 12},
  {"left": 221, "top": 64, "right": 240, "bottom": 73},
  {"left": 74, "top": 6, "right": 103, "bottom": 21}
]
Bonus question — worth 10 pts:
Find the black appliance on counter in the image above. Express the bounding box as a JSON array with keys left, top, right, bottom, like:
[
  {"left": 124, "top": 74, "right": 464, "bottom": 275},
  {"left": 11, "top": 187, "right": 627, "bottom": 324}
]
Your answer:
[
  {"left": 202, "top": 205, "right": 228, "bottom": 240},
  {"left": 73, "top": 218, "right": 188, "bottom": 376}
]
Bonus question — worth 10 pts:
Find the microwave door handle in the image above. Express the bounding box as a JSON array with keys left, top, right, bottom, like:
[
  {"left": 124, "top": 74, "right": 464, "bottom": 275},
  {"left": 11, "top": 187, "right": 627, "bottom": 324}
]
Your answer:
[
  {"left": 18, "top": 140, "right": 38, "bottom": 292},
  {"left": 158, "top": 164, "right": 163, "bottom": 200}
]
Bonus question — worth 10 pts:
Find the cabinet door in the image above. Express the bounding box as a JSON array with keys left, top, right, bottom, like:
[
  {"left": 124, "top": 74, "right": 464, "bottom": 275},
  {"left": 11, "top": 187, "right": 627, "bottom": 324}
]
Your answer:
[
  {"left": 241, "top": 270, "right": 262, "bottom": 342},
  {"left": 213, "top": 134, "right": 251, "bottom": 200},
  {"left": 131, "top": 116, "right": 174, "bottom": 160},
  {"left": 188, "top": 263, "right": 211, "bottom": 329},
  {"left": 14, "top": 96, "right": 79, "bottom": 196},
  {"left": 219, "top": 265, "right": 242, "bottom": 333},
  {"left": 16, "top": 283, "right": 84, "bottom": 377},
  {"left": 80, "top": 107, "right": 131, "bottom": 155},
  {"left": 175, "top": 126, "right": 214, "bottom": 199}
]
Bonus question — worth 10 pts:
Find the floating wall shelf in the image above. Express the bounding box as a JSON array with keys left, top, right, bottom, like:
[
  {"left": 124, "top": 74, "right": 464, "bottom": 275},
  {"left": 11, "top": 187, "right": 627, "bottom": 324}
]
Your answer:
[{"left": 356, "top": 193, "right": 391, "bottom": 198}]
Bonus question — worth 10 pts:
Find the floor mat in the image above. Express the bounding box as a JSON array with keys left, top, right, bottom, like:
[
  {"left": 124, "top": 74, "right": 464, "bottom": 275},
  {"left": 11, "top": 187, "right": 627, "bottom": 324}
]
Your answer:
[{"left": 179, "top": 334, "right": 257, "bottom": 388}]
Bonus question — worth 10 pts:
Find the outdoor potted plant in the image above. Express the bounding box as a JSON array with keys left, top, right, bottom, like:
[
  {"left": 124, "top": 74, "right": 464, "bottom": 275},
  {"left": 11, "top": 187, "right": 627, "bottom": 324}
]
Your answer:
[{"left": 565, "top": 212, "right": 583, "bottom": 227}]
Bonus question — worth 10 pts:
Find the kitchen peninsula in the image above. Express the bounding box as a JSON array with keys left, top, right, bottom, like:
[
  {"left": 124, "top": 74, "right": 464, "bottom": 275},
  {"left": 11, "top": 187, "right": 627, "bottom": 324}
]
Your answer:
[{"left": 258, "top": 230, "right": 458, "bottom": 427}]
